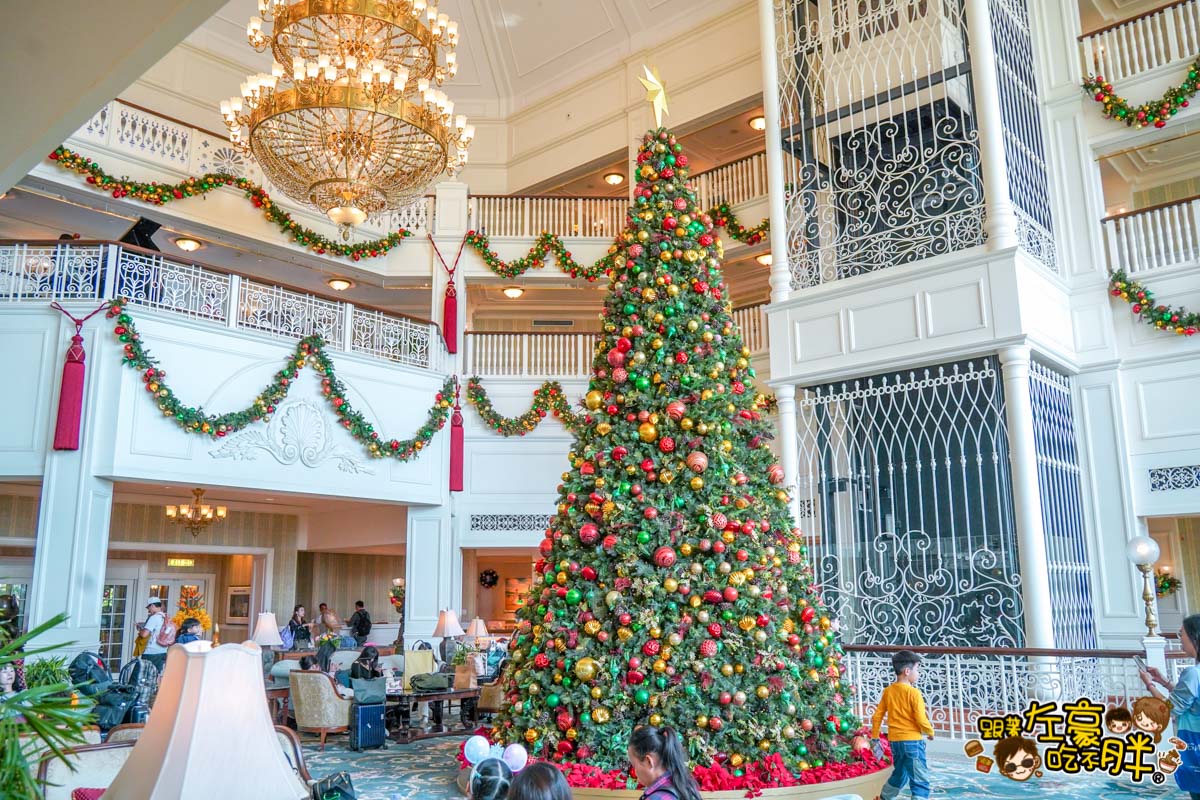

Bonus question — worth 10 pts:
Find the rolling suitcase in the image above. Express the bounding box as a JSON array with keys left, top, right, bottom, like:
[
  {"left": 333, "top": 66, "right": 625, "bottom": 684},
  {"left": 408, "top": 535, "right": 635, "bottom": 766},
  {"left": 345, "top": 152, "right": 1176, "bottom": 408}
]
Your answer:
[{"left": 349, "top": 702, "right": 386, "bottom": 751}]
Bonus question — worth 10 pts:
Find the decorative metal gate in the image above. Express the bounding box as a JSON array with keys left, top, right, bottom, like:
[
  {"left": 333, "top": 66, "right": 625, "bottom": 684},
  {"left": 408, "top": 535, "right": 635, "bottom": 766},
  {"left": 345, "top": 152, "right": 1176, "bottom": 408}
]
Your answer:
[
  {"left": 795, "top": 358, "right": 1024, "bottom": 647},
  {"left": 1029, "top": 361, "right": 1096, "bottom": 648}
]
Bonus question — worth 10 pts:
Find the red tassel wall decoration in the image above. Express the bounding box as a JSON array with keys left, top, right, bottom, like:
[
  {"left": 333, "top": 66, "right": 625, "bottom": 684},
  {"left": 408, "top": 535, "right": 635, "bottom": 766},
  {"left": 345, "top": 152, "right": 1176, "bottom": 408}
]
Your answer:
[
  {"left": 449, "top": 380, "right": 464, "bottom": 492},
  {"left": 53, "top": 333, "right": 87, "bottom": 450},
  {"left": 50, "top": 302, "right": 107, "bottom": 451},
  {"left": 443, "top": 282, "right": 458, "bottom": 354},
  {"left": 429, "top": 234, "right": 466, "bottom": 356}
]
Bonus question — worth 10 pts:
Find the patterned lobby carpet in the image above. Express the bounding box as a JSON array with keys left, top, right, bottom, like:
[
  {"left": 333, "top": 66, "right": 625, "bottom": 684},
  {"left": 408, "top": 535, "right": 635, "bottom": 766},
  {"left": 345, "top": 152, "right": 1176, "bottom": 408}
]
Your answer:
[{"left": 302, "top": 737, "right": 1176, "bottom": 799}]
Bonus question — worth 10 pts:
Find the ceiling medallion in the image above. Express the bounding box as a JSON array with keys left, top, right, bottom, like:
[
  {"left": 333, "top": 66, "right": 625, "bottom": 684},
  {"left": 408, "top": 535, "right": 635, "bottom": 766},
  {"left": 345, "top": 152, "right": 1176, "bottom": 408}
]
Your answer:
[{"left": 221, "top": 0, "right": 474, "bottom": 239}]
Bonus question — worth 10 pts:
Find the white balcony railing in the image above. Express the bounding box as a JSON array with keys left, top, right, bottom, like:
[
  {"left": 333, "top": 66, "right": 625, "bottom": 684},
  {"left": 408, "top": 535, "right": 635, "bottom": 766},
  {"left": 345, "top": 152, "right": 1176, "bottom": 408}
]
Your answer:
[
  {"left": 469, "top": 196, "right": 626, "bottom": 238},
  {"left": 692, "top": 152, "right": 768, "bottom": 211},
  {"left": 0, "top": 241, "right": 442, "bottom": 371},
  {"left": 465, "top": 332, "right": 599, "bottom": 377},
  {"left": 846, "top": 646, "right": 1146, "bottom": 742},
  {"left": 1101, "top": 195, "right": 1200, "bottom": 275},
  {"left": 732, "top": 304, "right": 768, "bottom": 354},
  {"left": 1079, "top": 0, "right": 1200, "bottom": 83}
]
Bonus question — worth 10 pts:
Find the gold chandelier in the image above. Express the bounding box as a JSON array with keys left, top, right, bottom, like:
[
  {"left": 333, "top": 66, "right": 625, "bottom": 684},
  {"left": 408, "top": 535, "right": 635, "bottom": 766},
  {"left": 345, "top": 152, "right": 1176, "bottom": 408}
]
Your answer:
[
  {"left": 164, "top": 487, "right": 228, "bottom": 538},
  {"left": 221, "top": 0, "right": 474, "bottom": 235}
]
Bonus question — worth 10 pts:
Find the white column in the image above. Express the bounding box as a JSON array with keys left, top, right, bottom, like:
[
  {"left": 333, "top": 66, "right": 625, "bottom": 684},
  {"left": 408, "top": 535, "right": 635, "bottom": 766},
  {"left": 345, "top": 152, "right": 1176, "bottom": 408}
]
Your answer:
[
  {"left": 28, "top": 318, "right": 115, "bottom": 657},
  {"left": 757, "top": 0, "right": 793, "bottom": 304},
  {"left": 998, "top": 345, "right": 1055, "bottom": 649},
  {"left": 774, "top": 384, "right": 802, "bottom": 526},
  {"left": 964, "top": 0, "right": 1019, "bottom": 250},
  {"left": 403, "top": 504, "right": 455, "bottom": 650}
]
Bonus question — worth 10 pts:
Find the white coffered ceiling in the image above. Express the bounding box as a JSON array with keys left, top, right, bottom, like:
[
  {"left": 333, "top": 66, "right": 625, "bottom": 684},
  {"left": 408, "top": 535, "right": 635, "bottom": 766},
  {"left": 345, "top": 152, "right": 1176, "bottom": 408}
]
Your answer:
[{"left": 169, "top": 0, "right": 745, "bottom": 123}]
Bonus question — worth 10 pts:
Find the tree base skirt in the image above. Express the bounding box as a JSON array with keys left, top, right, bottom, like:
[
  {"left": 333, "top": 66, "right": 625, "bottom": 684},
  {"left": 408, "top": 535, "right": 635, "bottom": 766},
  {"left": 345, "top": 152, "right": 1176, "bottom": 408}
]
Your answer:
[{"left": 457, "top": 767, "right": 893, "bottom": 800}]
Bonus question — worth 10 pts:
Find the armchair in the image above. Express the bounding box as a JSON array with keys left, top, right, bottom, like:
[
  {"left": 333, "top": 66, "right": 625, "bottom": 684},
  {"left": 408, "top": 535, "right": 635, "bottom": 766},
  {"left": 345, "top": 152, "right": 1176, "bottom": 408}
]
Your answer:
[
  {"left": 36, "top": 741, "right": 136, "bottom": 800},
  {"left": 290, "top": 671, "right": 352, "bottom": 749}
]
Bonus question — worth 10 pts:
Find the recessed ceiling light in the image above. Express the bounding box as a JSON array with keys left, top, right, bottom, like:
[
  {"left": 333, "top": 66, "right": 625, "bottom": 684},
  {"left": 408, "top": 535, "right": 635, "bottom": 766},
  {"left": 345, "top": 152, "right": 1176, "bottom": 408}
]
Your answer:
[
  {"left": 603, "top": 172, "right": 625, "bottom": 185},
  {"left": 174, "top": 237, "right": 203, "bottom": 252},
  {"left": 748, "top": 115, "right": 767, "bottom": 131},
  {"left": 755, "top": 253, "right": 773, "bottom": 267},
  {"left": 503, "top": 286, "right": 525, "bottom": 299},
  {"left": 327, "top": 277, "right": 354, "bottom": 291}
]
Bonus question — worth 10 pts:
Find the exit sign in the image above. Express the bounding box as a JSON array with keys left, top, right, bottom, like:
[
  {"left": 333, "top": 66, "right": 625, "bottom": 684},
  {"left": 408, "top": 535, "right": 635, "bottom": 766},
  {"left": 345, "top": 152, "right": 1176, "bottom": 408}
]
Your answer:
[{"left": 167, "top": 558, "right": 195, "bottom": 568}]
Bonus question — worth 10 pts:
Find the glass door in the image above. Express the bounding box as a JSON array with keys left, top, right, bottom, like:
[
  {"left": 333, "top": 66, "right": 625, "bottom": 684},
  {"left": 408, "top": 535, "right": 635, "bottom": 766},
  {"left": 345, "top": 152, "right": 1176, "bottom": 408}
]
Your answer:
[
  {"left": 147, "top": 577, "right": 211, "bottom": 639},
  {"left": 99, "top": 581, "right": 134, "bottom": 674}
]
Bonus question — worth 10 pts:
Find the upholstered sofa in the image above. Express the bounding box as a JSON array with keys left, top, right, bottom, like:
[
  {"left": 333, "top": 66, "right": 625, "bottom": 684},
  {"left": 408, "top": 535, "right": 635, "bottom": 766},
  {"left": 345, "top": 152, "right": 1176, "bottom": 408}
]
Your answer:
[{"left": 269, "top": 651, "right": 405, "bottom": 689}]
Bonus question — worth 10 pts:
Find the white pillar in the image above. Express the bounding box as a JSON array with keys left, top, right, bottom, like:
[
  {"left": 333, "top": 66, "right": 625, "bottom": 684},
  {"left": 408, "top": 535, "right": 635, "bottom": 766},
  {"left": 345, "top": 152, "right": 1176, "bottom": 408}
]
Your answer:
[
  {"left": 403, "top": 505, "right": 455, "bottom": 650},
  {"left": 964, "top": 0, "right": 1019, "bottom": 251},
  {"left": 28, "top": 319, "right": 115, "bottom": 657},
  {"left": 774, "top": 384, "right": 802, "bottom": 526},
  {"left": 998, "top": 345, "right": 1055, "bottom": 649},
  {"left": 757, "top": 0, "right": 793, "bottom": 304}
]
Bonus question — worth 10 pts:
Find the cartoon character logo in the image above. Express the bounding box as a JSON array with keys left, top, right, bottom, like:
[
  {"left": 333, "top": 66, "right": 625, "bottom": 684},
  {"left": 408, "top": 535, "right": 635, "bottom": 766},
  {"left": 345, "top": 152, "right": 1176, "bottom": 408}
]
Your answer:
[
  {"left": 994, "top": 736, "right": 1041, "bottom": 782},
  {"left": 1132, "top": 697, "right": 1172, "bottom": 743},
  {"left": 1105, "top": 705, "right": 1133, "bottom": 734}
]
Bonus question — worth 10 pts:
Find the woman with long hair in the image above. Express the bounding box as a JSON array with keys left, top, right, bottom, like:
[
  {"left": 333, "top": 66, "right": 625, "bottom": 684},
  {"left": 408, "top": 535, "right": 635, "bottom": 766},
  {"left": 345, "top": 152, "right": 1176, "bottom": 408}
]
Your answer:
[
  {"left": 1140, "top": 612, "right": 1200, "bottom": 798},
  {"left": 627, "top": 725, "right": 701, "bottom": 800},
  {"left": 287, "top": 604, "right": 313, "bottom": 648},
  {"left": 350, "top": 644, "right": 382, "bottom": 680}
]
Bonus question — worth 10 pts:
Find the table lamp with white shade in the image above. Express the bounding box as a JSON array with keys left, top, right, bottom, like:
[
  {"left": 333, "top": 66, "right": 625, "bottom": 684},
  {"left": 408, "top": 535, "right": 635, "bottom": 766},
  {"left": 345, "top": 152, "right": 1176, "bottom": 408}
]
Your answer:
[
  {"left": 432, "top": 608, "right": 465, "bottom": 663},
  {"left": 103, "top": 640, "right": 307, "bottom": 799},
  {"left": 252, "top": 612, "right": 284, "bottom": 647}
]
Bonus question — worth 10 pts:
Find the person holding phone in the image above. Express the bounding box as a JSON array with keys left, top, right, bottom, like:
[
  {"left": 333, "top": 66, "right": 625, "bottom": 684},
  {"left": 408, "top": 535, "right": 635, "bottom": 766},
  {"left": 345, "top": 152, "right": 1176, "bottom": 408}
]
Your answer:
[{"left": 1140, "top": 613, "right": 1200, "bottom": 798}]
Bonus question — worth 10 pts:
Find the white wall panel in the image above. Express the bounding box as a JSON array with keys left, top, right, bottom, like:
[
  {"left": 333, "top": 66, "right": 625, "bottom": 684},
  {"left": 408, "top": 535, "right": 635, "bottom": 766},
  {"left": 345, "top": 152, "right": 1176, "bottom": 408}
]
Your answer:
[{"left": 0, "top": 311, "right": 58, "bottom": 476}]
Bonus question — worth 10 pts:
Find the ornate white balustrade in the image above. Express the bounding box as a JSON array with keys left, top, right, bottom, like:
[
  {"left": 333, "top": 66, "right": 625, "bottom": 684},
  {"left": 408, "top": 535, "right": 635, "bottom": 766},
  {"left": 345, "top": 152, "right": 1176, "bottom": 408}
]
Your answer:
[
  {"left": 1079, "top": 0, "right": 1200, "bottom": 84},
  {"left": 0, "top": 241, "right": 442, "bottom": 371},
  {"left": 731, "top": 303, "right": 767, "bottom": 353},
  {"left": 468, "top": 196, "right": 627, "bottom": 238},
  {"left": 1102, "top": 195, "right": 1200, "bottom": 275},
  {"left": 465, "top": 332, "right": 599, "bottom": 377},
  {"left": 692, "top": 152, "right": 768, "bottom": 211},
  {"left": 846, "top": 646, "right": 1145, "bottom": 741}
]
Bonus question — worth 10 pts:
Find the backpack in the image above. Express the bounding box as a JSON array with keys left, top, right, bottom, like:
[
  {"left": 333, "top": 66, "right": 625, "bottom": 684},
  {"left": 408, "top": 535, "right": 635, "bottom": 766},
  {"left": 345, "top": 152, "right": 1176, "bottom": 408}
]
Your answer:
[
  {"left": 279, "top": 624, "right": 295, "bottom": 650},
  {"left": 409, "top": 672, "right": 452, "bottom": 692},
  {"left": 154, "top": 613, "right": 177, "bottom": 647},
  {"left": 68, "top": 651, "right": 112, "bottom": 697},
  {"left": 353, "top": 611, "right": 372, "bottom": 637}
]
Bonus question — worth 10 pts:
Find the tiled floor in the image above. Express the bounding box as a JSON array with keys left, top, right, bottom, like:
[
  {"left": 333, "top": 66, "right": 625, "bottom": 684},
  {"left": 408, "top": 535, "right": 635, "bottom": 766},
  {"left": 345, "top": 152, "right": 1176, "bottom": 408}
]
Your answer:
[{"left": 303, "top": 737, "right": 1179, "bottom": 799}]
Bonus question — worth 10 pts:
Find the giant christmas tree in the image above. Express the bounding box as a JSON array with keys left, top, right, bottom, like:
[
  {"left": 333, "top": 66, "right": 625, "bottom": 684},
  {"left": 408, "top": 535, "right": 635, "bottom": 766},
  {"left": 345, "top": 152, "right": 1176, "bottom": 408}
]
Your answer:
[{"left": 491, "top": 127, "right": 865, "bottom": 786}]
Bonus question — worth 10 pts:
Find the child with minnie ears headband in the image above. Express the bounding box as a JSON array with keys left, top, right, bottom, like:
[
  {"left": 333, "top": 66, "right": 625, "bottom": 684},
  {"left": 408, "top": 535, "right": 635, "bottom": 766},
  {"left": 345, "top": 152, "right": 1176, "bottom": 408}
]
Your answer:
[{"left": 464, "top": 735, "right": 531, "bottom": 800}]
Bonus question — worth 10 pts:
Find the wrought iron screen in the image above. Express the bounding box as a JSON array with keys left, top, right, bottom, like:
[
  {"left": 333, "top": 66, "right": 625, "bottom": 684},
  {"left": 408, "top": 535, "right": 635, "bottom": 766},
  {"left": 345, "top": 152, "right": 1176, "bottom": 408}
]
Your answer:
[
  {"left": 1029, "top": 361, "right": 1096, "bottom": 649},
  {"left": 990, "top": 0, "right": 1057, "bottom": 272},
  {"left": 795, "top": 358, "right": 1024, "bottom": 647},
  {"left": 775, "top": 0, "right": 985, "bottom": 289}
]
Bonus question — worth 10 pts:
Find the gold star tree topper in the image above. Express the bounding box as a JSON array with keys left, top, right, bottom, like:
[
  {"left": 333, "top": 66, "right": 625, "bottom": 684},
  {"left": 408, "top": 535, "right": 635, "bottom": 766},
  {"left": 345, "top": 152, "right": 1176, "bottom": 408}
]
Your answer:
[{"left": 639, "top": 65, "right": 669, "bottom": 128}]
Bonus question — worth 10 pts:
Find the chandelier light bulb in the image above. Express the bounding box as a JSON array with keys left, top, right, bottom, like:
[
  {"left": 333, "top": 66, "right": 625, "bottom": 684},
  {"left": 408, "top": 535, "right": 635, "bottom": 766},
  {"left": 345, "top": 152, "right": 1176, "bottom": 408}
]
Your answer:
[
  {"left": 414, "top": 0, "right": 426, "bottom": 12},
  {"left": 328, "top": 206, "right": 368, "bottom": 227},
  {"left": 427, "top": 5, "right": 438, "bottom": 24},
  {"left": 418, "top": 77, "right": 429, "bottom": 93},
  {"left": 455, "top": 114, "right": 466, "bottom": 131},
  {"left": 220, "top": 100, "right": 231, "bottom": 116},
  {"left": 344, "top": 55, "right": 357, "bottom": 72},
  {"left": 230, "top": 97, "right": 243, "bottom": 113},
  {"left": 447, "top": 20, "right": 458, "bottom": 42},
  {"left": 463, "top": 124, "right": 475, "bottom": 141},
  {"left": 361, "top": 68, "right": 374, "bottom": 84}
]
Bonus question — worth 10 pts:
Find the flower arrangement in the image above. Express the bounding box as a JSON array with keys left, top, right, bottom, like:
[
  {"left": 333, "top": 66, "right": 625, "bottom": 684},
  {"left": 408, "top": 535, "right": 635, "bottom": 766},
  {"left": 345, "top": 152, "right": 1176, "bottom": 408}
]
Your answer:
[
  {"left": 1156, "top": 570, "right": 1182, "bottom": 598},
  {"left": 172, "top": 585, "right": 212, "bottom": 631},
  {"left": 315, "top": 631, "right": 340, "bottom": 650}
]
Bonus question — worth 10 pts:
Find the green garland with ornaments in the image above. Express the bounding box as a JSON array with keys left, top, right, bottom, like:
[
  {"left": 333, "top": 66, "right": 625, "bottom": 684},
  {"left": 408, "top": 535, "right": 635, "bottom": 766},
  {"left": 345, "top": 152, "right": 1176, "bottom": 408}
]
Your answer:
[
  {"left": 1082, "top": 57, "right": 1199, "bottom": 129},
  {"left": 49, "top": 147, "right": 412, "bottom": 260},
  {"left": 106, "top": 298, "right": 454, "bottom": 458},
  {"left": 466, "top": 377, "right": 582, "bottom": 435},
  {"left": 1108, "top": 271, "right": 1199, "bottom": 336},
  {"left": 1156, "top": 569, "right": 1182, "bottom": 598},
  {"left": 710, "top": 203, "right": 769, "bottom": 245},
  {"left": 463, "top": 231, "right": 620, "bottom": 281}
]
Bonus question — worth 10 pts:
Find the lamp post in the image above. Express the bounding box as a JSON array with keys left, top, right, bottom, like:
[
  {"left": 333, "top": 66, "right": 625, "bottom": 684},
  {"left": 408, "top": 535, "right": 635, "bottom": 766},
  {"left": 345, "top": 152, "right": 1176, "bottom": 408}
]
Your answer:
[{"left": 1126, "top": 535, "right": 1161, "bottom": 637}]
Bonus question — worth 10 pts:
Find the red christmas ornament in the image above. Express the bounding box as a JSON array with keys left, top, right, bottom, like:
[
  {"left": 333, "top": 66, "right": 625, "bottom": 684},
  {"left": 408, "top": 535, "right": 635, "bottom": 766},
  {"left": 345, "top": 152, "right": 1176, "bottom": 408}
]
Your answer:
[{"left": 654, "top": 546, "right": 677, "bottom": 567}]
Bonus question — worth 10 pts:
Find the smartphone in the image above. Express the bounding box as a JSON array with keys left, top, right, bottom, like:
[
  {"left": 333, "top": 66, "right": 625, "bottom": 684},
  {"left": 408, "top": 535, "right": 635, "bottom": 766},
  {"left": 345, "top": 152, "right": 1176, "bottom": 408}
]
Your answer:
[
  {"left": 871, "top": 740, "right": 885, "bottom": 759},
  {"left": 1133, "top": 655, "right": 1148, "bottom": 672}
]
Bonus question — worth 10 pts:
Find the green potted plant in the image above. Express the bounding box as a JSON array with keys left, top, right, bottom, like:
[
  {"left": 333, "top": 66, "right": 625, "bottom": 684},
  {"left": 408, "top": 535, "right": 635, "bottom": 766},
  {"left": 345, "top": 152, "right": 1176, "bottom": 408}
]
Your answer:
[{"left": 1, "top": 614, "right": 97, "bottom": 799}]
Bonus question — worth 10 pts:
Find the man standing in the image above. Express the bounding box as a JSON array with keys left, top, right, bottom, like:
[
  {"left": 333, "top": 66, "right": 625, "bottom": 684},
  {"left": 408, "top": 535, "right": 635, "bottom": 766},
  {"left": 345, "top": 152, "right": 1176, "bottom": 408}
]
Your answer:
[
  {"left": 346, "top": 601, "right": 371, "bottom": 647},
  {"left": 318, "top": 602, "right": 340, "bottom": 635},
  {"left": 139, "top": 598, "right": 170, "bottom": 674}
]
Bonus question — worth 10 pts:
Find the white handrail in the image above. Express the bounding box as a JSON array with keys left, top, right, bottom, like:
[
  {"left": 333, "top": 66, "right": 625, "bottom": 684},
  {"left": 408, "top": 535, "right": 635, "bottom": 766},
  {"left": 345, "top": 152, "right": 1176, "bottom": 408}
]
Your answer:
[
  {"left": 692, "top": 153, "right": 769, "bottom": 210},
  {"left": 469, "top": 196, "right": 626, "bottom": 238},
  {"left": 1101, "top": 197, "right": 1200, "bottom": 275},
  {"left": 0, "top": 241, "right": 443, "bottom": 371},
  {"left": 465, "top": 332, "right": 599, "bottom": 376},
  {"left": 1078, "top": 0, "right": 1200, "bottom": 83},
  {"left": 732, "top": 304, "right": 768, "bottom": 353}
]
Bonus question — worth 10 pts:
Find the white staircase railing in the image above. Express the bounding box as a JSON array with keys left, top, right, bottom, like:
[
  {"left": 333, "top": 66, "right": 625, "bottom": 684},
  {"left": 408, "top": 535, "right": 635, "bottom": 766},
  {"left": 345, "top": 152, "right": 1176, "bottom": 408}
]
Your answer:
[
  {"left": 692, "top": 152, "right": 768, "bottom": 211},
  {"left": 1101, "top": 195, "right": 1200, "bottom": 275},
  {"left": 1078, "top": 0, "right": 1200, "bottom": 83},
  {"left": 465, "top": 332, "right": 599, "bottom": 377},
  {"left": 732, "top": 303, "right": 768, "bottom": 353},
  {"left": 0, "top": 240, "right": 442, "bottom": 371},
  {"left": 469, "top": 196, "right": 626, "bottom": 238}
]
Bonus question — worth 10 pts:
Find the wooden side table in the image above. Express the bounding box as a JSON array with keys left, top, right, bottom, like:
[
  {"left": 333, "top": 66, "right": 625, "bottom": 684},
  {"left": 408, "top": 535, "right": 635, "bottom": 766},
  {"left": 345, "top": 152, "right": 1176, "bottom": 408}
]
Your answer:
[
  {"left": 264, "top": 684, "right": 289, "bottom": 725},
  {"left": 386, "top": 688, "right": 481, "bottom": 742}
]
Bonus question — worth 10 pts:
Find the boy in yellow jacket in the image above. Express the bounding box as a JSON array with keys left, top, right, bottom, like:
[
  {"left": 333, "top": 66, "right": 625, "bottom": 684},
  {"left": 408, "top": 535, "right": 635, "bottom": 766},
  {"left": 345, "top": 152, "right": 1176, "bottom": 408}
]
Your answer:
[{"left": 871, "top": 650, "right": 934, "bottom": 799}]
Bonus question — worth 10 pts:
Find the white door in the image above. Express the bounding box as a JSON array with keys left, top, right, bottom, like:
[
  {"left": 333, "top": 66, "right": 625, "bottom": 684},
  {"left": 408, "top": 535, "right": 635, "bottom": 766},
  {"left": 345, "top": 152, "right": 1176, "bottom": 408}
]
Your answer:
[
  {"left": 99, "top": 580, "right": 136, "bottom": 673},
  {"left": 147, "top": 575, "right": 213, "bottom": 638}
]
